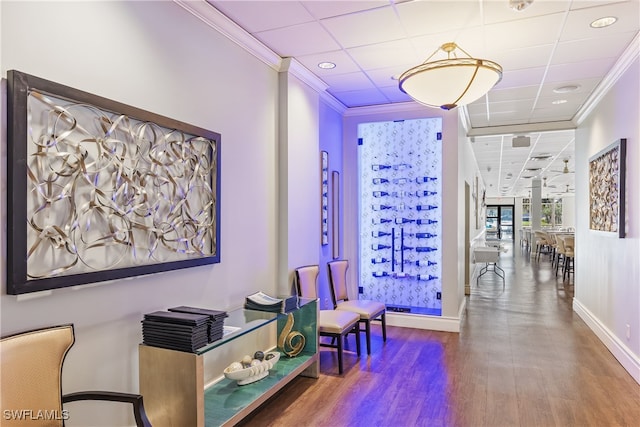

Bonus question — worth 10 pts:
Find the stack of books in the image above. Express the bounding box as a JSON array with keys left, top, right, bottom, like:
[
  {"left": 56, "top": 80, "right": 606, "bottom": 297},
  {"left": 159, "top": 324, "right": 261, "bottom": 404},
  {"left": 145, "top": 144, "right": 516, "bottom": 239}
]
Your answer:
[
  {"left": 245, "top": 292, "right": 298, "bottom": 313},
  {"left": 168, "top": 306, "right": 228, "bottom": 343},
  {"left": 141, "top": 311, "right": 210, "bottom": 353}
]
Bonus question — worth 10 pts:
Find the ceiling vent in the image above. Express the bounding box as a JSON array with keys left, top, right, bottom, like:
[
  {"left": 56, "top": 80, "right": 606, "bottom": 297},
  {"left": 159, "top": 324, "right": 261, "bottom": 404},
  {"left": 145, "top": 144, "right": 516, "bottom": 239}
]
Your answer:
[{"left": 512, "top": 136, "right": 531, "bottom": 147}]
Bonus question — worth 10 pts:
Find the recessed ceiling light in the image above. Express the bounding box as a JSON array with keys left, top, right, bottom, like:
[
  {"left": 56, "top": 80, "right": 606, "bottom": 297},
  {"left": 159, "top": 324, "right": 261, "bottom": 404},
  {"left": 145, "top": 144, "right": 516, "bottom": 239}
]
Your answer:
[
  {"left": 318, "top": 61, "right": 336, "bottom": 70},
  {"left": 553, "top": 84, "right": 580, "bottom": 93},
  {"left": 525, "top": 167, "right": 541, "bottom": 171},
  {"left": 590, "top": 16, "right": 617, "bottom": 28},
  {"left": 552, "top": 99, "right": 568, "bottom": 105}
]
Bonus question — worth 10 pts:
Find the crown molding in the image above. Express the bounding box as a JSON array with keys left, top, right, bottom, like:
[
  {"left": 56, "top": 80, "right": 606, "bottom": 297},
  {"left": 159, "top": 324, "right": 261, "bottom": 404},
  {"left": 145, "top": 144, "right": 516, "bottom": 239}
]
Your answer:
[
  {"left": 280, "top": 58, "right": 328, "bottom": 94},
  {"left": 173, "top": 0, "right": 282, "bottom": 70},
  {"left": 174, "top": 1, "right": 346, "bottom": 114},
  {"left": 466, "top": 120, "right": 576, "bottom": 137},
  {"left": 574, "top": 32, "right": 640, "bottom": 126},
  {"left": 342, "top": 101, "right": 431, "bottom": 117}
]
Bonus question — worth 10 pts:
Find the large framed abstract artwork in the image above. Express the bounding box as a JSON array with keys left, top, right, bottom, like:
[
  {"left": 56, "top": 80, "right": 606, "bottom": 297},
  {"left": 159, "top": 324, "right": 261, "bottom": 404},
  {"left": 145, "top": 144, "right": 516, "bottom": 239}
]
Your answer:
[
  {"left": 589, "top": 138, "right": 626, "bottom": 238},
  {"left": 6, "top": 70, "right": 221, "bottom": 294}
]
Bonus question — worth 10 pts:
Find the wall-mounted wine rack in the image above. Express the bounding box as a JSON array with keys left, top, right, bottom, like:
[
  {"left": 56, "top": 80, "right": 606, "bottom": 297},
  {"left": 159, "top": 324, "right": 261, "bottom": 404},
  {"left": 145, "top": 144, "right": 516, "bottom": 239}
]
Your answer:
[{"left": 358, "top": 118, "right": 443, "bottom": 314}]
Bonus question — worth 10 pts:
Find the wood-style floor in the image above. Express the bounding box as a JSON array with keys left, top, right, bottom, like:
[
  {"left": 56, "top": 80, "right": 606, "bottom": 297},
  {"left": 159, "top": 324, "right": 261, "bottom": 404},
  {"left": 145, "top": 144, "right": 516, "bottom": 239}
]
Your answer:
[{"left": 238, "top": 243, "right": 640, "bottom": 427}]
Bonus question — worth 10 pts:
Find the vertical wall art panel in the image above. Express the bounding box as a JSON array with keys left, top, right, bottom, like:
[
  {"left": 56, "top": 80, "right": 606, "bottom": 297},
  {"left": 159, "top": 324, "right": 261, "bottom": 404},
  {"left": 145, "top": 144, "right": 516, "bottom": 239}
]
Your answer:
[
  {"left": 7, "top": 70, "right": 221, "bottom": 294},
  {"left": 321, "top": 151, "right": 329, "bottom": 245},
  {"left": 589, "top": 138, "right": 626, "bottom": 238},
  {"left": 358, "top": 118, "right": 443, "bottom": 315}
]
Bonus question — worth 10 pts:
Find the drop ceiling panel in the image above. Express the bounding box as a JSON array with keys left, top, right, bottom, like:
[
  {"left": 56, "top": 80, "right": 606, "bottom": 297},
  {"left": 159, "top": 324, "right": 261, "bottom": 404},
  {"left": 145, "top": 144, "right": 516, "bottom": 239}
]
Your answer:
[
  {"left": 395, "top": 1, "right": 482, "bottom": 37},
  {"left": 321, "top": 71, "right": 376, "bottom": 90},
  {"left": 296, "top": 50, "right": 362, "bottom": 76},
  {"left": 255, "top": 22, "right": 341, "bottom": 56},
  {"left": 347, "top": 39, "right": 420, "bottom": 71},
  {"left": 321, "top": 6, "right": 405, "bottom": 48},
  {"left": 560, "top": 1, "right": 640, "bottom": 40},
  {"left": 482, "top": 0, "right": 571, "bottom": 25},
  {"left": 483, "top": 13, "right": 566, "bottom": 50},
  {"left": 301, "top": 0, "right": 388, "bottom": 19},
  {"left": 209, "top": 1, "right": 313, "bottom": 32}
]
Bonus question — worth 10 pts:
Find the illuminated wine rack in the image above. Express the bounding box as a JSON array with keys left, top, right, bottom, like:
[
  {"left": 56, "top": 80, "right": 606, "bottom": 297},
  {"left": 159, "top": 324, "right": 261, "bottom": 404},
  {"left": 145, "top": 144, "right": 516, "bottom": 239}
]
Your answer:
[{"left": 358, "top": 118, "right": 443, "bottom": 315}]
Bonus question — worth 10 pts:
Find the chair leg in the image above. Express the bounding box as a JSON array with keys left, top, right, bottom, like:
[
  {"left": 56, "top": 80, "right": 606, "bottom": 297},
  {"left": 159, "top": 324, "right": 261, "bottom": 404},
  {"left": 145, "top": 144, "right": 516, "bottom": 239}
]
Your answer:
[
  {"left": 381, "top": 313, "right": 387, "bottom": 342},
  {"left": 354, "top": 324, "right": 361, "bottom": 356},
  {"left": 364, "top": 320, "right": 372, "bottom": 355},
  {"left": 336, "top": 333, "right": 344, "bottom": 374}
]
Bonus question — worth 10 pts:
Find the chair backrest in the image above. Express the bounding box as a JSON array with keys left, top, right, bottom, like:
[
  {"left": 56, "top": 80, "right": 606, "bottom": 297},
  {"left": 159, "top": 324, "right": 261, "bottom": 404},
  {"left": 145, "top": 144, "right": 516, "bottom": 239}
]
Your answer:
[
  {"left": 1, "top": 324, "right": 75, "bottom": 427},
  {"left": 327, "top": 260, "right": 350, "bottom": 306},
  {"left": 563, "top": 236, "right": 574, "bottom": 251},
  {"left": 295, "top": 265, "right": 319, "bottom": 299},
  {"left": 556, "top": 236, "right": 566, "bottom": 253}
]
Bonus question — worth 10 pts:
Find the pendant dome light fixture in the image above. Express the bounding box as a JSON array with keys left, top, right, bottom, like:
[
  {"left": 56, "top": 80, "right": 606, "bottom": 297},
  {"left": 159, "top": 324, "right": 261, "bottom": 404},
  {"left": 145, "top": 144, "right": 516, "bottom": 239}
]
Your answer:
[{"left": 398, "top": 42, "right": 503, "bottom": 110}]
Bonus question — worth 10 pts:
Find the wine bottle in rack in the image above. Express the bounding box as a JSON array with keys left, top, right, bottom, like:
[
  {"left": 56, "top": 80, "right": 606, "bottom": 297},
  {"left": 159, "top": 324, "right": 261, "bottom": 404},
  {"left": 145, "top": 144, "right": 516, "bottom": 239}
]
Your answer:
[
  {"left": 398, "top": 245, "right": 415, "bottom": 251},
  {"left": 415, "top": 232, "right": 437, "bottom": 239},
  {"left": 372, "top": 231, "right": 392, "bottom": 237},
  {"left": 372, "top": 164, "right": 392, "bottom": 171},
  {"left": 416, "top": 204, "right": 438, "bottom": 211},
  {"left": 416, "top": 190, "right": 438, "bottom": 197},
  {"left": 393, "top": 163, "right": 412, "bottom": 170},
  {"left": 372, "top": 178, "right": 389, "bottom": 184},
  {"left": 417, "top": 218, "right": 438, "bottom": 225},
  {"left": 414, "top": 260, "right": 438, "bottom": 267},
  {"left": 392, "top": 190, "right": 412, "bottom": 198},
  {"left": 372, "top": 244, "right": 391, "bottom": 250},
  {"left": 372, "top": 191, "right": 390, "bottom": 197},
  {"left": 371, "top": 257, "right": 389, "bottom": 264},
  {"left": 372, "top": 271, "right": 389, "bottom": 278},
  {"left": 372, "top": 218, "right": 392, "bottom": 224},
  {"left": 416, "top": 274, "right": 438, "bottom": 281},
  {"left": 395, "top": 217, "right": 415, "bottom": 224},
  {"left": 372, "top": 204, "right": 394, "bottom": 211},
  {"left": 394, "top": 272, "right": 411, "bottom": 278},
  {"left": 395, "top": 203, "right": 406, "bottom": 212},
  {"left": 392, "top": 177, "right": 409, "bottom": 185},
  {"left": 416, "top": 246, "right": 437, "bottom": 253},
  {"left": 416, "top": 176, "right": 437, "bottom": 183}
]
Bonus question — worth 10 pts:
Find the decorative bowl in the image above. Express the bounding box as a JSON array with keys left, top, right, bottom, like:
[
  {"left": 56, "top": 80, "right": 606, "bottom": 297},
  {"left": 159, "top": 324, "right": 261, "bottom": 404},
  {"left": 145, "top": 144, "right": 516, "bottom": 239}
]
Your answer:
[{"left": 223, "top": 351, "right": 281, "bottom": 385}]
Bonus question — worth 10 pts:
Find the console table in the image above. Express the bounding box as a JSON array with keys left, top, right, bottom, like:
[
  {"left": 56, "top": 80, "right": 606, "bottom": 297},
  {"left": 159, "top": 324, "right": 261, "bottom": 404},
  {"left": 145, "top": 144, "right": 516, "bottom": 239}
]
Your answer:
[{"left": 139, "top": 298, "right": 318, "bottom": 426}]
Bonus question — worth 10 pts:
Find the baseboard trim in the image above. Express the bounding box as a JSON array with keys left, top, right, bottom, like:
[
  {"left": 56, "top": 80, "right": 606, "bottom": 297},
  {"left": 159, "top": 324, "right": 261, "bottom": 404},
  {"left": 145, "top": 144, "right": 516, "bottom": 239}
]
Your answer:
[
  {"left": 573, "top": 298, "right": 640, "bottom": 384},
  {"left": 386, "top": 298, "right": 465, "bottom": 333}
]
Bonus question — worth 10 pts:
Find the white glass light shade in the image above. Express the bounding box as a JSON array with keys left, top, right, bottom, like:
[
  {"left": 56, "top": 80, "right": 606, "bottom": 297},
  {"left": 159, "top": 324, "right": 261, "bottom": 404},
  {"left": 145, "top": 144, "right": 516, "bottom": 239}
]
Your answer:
[{"left": 399, "top": 45, "right": 502, "bottom": 110}]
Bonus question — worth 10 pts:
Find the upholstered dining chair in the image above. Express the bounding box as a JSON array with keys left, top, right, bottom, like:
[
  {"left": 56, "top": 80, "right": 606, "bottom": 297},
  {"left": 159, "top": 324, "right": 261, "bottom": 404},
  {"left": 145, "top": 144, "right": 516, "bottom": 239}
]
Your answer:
[
  {"left": 0, "top": 324, "right": 151, "bottom": 427},
  {"left": 533, "top": 230, "right": 552, "bottom": 261},
  {"left": 562, "top": 236, "right": 575, "bottom": 281},
  {"left": 327, "top": 260, "right": 387, "bottom": 355},
  {"left": 295, "top": 265, "right": 361, "bottom": 374}
]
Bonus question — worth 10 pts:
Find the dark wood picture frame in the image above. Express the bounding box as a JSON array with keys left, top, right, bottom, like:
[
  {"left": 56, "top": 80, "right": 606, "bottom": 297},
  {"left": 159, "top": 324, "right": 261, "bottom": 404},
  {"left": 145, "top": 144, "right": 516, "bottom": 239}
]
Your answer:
[
  {"left": 6, "top": 70, "right": 221, "bottom": 294},
  {"left": 588, "top": 138, "right": 626, "bottom": 238}
]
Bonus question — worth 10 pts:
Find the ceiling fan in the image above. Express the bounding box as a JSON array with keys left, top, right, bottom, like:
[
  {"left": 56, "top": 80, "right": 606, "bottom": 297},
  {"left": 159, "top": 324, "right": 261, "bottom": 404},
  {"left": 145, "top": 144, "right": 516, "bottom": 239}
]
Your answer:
[
  {"left": 552, "top": 184, "right": 575, "bottom": 194},
  {"left": 551, "top": 159, "right": 574, "bottom": 174}
]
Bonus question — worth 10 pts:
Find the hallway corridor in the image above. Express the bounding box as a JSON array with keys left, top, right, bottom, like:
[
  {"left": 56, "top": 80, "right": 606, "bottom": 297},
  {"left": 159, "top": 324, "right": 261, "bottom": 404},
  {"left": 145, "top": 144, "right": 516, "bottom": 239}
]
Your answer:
[{"left": 239, "top": 244, "right": 640, "bottom": 426}]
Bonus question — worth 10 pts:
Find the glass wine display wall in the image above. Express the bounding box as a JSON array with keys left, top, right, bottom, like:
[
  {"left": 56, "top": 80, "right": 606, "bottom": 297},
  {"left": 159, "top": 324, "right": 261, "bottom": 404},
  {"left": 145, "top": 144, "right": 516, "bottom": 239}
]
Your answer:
[{"left": 358, "top": 118, "right": 443, "bottom": 315}]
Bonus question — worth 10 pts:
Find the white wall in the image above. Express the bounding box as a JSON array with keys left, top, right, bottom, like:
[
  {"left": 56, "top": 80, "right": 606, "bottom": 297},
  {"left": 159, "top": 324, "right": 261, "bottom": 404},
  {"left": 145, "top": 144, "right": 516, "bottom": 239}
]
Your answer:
[
  {"left": 574, "top": 56, "right": 640, "bottom": 383},
  {"left": 0, "top": 1, "right": 327, "bottom": 425},
  {"left": 278, "top": 70, "right": 321, "bottom": 294},
  {"left": 342, "top": 105, "right": 464, "bottom": 331}
]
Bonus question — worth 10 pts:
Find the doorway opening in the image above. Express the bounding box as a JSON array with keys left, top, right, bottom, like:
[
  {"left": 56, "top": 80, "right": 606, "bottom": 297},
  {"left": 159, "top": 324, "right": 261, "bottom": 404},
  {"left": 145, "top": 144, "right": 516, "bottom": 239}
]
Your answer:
[{"left": 486, "top": 205, "right": 514, "bottom": 241}]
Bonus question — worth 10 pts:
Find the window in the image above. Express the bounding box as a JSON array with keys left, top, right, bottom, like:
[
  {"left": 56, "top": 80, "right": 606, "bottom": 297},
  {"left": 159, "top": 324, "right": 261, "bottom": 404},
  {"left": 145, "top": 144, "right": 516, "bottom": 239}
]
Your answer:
[{"left": 522, "top": 198, "right": 563, "bottom": 226}]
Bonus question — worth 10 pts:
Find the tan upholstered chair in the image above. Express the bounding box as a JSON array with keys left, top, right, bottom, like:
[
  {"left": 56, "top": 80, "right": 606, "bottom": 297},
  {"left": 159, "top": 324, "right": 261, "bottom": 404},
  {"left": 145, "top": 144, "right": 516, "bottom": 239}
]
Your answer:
[
  {"left": 0, "top": 324, "right": 151, "bottom": 427},
  {"left": 533, "top": 230, "right": 552, "bottom": 261},
  {"left": 327, "top": 260, "right": 387, "bottom": 355},
  {"left": 295, "top": 265, "right": 361, "bottom": 374},
  {"left": 562, "top": 236, "right": 574, "bottom": 281}
]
